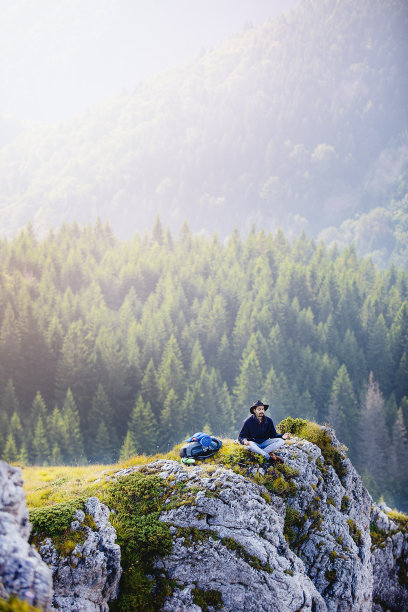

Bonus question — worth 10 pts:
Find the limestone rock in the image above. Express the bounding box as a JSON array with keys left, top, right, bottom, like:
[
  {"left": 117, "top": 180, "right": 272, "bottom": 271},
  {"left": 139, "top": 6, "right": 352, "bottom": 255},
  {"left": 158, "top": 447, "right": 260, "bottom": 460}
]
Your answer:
[
  {"left": 153, "top": 460, "right": 327, "bottom": 612},
  {"left": 0, "top": 460, "right": 53, "bottom": 609},
  {"left": 276, "top": 429, "right": 373, "bottom": 611},
  {"left": 38, "top": 497, "right": 121, "bottom": 612},
  {"left": 371, "top": 502, "right": 408, "bottom": 611}
]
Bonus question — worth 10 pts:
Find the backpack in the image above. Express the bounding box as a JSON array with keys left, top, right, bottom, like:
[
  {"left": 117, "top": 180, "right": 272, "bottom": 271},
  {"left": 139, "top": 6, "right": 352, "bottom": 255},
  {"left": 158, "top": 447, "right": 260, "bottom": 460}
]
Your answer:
[{"left": 179, "top": 435, "right": 222, "bottom": 461}]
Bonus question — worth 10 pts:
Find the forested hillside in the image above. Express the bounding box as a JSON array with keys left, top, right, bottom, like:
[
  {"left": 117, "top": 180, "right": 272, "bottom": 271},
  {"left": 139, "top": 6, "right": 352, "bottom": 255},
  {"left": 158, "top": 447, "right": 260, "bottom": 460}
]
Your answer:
[
  {"left": 0, "top": 220, "right": 408, "bottom": 511},
  {"left": 0, "top": 0, "right": 407, "bottom": 266}
]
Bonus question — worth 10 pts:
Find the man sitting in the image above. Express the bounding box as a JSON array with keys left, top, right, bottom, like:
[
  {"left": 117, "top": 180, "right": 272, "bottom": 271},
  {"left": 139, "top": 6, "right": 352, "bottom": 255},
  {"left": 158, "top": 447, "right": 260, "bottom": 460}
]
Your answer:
[{"left": 238, "top": 400, "right": 290, "bottom": 466}]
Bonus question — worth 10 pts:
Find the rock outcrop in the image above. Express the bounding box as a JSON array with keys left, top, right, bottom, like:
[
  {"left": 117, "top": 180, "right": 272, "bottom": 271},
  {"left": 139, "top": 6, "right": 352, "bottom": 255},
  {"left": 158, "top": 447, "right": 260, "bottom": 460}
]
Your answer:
[
  {"left": 2, "top": 426, "right": 408, "bottom": 612},
  {"left": 371, "top": 502, "right": 408, "bottom": 611},
  {"left": 38, "top": 497, "right": 122, "bottom": 612},
  {"left": 154, "top": 460, "right": 326, "bottom": 611},
  {"left": 0, "top": 460, "right": 53, "bottom": 610}
]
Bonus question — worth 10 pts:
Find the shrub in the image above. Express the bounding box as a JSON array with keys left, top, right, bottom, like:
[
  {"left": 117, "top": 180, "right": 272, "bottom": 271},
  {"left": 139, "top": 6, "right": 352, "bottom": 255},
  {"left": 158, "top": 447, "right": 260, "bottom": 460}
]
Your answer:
[
  {"left": 278, "top": 419, "right": 348, "bottom": 483},
  {"left": 104, "top": 473, "right": 173, "bottom": 612}
]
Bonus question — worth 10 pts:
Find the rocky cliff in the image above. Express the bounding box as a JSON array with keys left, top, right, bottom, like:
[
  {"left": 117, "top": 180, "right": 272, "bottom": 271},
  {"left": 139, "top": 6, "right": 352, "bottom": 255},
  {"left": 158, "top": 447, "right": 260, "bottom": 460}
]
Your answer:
[
  {"left": 1, "top": 424, "right": 408, "bottom": 611},
  {"left": 0, "top": 460, "right": 53, "bottom": 609}
]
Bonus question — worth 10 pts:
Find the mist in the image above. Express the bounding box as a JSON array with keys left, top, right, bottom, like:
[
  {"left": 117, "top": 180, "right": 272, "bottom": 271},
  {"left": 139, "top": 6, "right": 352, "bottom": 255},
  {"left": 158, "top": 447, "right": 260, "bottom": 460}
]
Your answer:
[{"left": 0, "top": 0, "right": 299, "bottom": 124}]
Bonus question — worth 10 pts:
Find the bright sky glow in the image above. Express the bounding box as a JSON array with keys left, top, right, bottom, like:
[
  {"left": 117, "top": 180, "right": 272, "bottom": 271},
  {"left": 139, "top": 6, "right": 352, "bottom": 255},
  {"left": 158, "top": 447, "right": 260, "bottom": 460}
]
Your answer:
[{"left": 0, "top": 0, "right": 299, "bottom": 124}]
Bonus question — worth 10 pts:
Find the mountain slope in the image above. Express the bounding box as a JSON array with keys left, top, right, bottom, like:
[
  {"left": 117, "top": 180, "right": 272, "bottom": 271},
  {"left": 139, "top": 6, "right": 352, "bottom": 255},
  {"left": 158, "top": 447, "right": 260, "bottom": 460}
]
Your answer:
[{"left": 0, "top": 0, "right": 407, "bottom": 265}]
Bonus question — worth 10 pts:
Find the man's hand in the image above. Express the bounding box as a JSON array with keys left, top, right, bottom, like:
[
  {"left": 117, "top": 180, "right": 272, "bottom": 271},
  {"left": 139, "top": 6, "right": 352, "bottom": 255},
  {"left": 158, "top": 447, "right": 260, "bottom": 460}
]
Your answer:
[
  {"left": 243, "top": 439, "right": 250, "bottom": 446},
  {"left": 282, "top": 433, "right": 291, "bottom": 440}
]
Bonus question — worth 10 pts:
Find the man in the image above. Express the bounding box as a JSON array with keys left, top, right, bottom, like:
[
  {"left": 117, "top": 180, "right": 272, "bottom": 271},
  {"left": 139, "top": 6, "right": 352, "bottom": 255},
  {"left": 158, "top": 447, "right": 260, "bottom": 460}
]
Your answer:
[{"left": 238, "top": 400, "right": 290, "bottom": 466}]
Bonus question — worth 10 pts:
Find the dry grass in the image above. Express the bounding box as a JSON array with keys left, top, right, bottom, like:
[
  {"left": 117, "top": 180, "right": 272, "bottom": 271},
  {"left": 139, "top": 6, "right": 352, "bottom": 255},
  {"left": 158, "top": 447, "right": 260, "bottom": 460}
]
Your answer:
[{"left": 22, "top": 447, "right": 183, "bottom": 509}]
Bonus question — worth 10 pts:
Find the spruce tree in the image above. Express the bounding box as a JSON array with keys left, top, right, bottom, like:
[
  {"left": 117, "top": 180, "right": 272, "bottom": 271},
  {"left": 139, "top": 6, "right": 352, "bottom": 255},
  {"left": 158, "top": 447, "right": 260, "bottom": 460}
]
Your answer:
[
  {"left": 0, "top": 379, "right": 19, "bottom": 417},
  {"left": 3, "top": 432, "right": 18, "bottom": 463},
  {"left": 32, "top": 416, "right": 50, "bottom": 465},
  {"left": 9, "top": 412, "right": 24, "bottom": 453},
  {"left": 119, "top": 430, "right": 137, "bottom": 461},
  {"left": 62, "top": 388, "right": 85, "bottom": 464},
  {"left": 359, "top": 373, "right": 390, "bottom": 496},
  {"left": 328, "top": 364, "right": 359, "bottom": 460}
]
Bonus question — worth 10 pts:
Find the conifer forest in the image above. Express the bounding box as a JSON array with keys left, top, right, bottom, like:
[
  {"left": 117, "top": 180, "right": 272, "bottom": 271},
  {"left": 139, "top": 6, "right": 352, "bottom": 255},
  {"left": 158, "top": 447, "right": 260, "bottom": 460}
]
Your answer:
[{"left": 0, "top": 220, "right": 408, "bottom": 511}]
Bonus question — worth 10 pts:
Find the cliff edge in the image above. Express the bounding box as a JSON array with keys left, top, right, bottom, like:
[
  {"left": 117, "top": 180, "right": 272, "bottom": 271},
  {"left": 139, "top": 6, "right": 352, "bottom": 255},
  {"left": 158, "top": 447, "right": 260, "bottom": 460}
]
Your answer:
[{"left": 1, "top": 423, "right": 407, "bottom": 611}]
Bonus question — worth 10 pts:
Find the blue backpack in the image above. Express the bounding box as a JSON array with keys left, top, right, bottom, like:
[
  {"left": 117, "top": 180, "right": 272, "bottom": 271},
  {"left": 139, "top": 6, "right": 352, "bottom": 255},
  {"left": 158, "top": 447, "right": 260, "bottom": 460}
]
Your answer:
[{"left": 180, "top": 433, "right": 222, "bottom": 460}]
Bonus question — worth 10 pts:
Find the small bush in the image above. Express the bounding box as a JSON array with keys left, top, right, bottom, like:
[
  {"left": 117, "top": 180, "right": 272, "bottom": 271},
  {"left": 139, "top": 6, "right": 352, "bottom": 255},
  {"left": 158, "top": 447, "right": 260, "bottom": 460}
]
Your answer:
[
  {"left": 192, "top": 587, "right": 223, "bottom": 611},
  {"left": 278, "top": 419, "right": 348, "bottom": 483}
]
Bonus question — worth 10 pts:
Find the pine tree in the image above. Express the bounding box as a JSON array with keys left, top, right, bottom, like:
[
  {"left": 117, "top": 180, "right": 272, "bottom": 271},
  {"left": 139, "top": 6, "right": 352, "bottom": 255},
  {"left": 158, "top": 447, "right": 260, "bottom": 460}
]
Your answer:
[
  {"left": 93, "top": 421, "right": 116, "bottom": 464},
  {"left": 141, "top": 359, "right": 160, "bottom": 419},
  {"left": 3, "top": 432, "right": 18, "bottom": 463},
  {"left": 87, "top": 384, "right": 118, "bottom": 458},
  {"left": 119, "top": 430, "right": 137, "bottom": 461},
  {"left": 391, "top": 408, "right": 408, "bottom": 505},
  {"left": 359, "top": 373, "right": 390, "bottom": 495},
  {"left": 32, "top": 416, "right": 50, "bottom": 465},
  {"left": 18, "top": 442, "right": 29, "bottom": 465},
  {"left": 160, "top": 389, "right": 180, "bottom": 452},
  {"left": 395, "top": 352, "right": 408, "bottom": 403},
  {"left": 0, "top": 379, "right": 19, "bottom": 417},
  {"left": 9, "top": 412, "right": 24, "bottom": 453},
  {"left": 233, "top": 349, "right": 263, "bottom": 427},
  {"left": 62, "top": 388, "right": 85, "bottom": 464},
  {"left": 157, "top": 336, "right": 186, "bottom": 404},
  {"left": 328, "top": 364, "right": 359, "bottom": 461},
  {"left": 128, "top": 396, "right": 158, "bottom": 455}
]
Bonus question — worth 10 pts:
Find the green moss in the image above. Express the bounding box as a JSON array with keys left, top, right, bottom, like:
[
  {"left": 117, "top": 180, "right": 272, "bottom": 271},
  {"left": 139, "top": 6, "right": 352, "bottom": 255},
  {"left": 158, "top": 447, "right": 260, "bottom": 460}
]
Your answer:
[
  {"left": 370, "top": 522, "right": 388, "bottom": 549},
  {"left": 29, "top": 497, "right": 86, "bottom": 539},
  {"left": 325, "top": 568, "right": 337, "bottom": 584},
  {"left": 191, "top": 587, "right": 223, "bottom": 611},
  {"left": 329, "top": 550, "right": 337, "bottom": 562},
  {"left": 29, "top": 497, "right": 89, "bottom": 557},
  {"left": 83, "top": 513, "right": 98, "bottom": 530},
  {"left": 387, "top": 509, "right": 408, "bottom": 530},
  {"left": 220, "top": 537, "right": 273, "bottom": 573},
  {"left": 278, "top": 418, "right": 348, "bottom": 483},
  {"left": 341, "top": 495, "right": 349, "bottom": 512},
  {"left": 347, "top": 518, "right": 363, "bottom": 546},
  {"left": 176, "top": 527, "right": 218, "bottom": 547},
  {"left": 327, "top": 497, "right": 336, "bottom": 507},
  {"left": 104, "top": 473, "right": 173, "bottom": 612},
  {"left": 284, "top": 568, "right": 294, "bottom": 576},
  {"left": 283, "top": 505, "right": 308, "bottom": 549},
  {"left": 0, "top": 598, "right": 42, "bottom": 612}
]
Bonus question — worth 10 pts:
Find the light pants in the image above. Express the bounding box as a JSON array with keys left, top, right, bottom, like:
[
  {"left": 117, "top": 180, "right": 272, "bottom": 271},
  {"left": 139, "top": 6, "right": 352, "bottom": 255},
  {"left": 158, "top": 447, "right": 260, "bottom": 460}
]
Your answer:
[{"left": 246, "top": 437, "right": 284, "bottom": 459}]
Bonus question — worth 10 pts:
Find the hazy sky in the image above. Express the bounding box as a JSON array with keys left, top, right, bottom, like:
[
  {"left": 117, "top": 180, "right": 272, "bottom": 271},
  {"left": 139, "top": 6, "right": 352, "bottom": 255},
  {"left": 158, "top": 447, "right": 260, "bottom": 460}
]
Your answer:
[{"left": 0, "top": 0, "right": 300, "bottom": 124}]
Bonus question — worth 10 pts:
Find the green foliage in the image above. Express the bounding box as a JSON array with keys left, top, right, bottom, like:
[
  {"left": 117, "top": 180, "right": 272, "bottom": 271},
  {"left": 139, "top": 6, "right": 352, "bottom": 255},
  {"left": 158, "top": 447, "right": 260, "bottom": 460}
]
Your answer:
[
  {"left": 278, "top": 419, "right": 348, "bottom": 483},
  {"left": 347, "top": 518, "right": 364, "bottom": 547},
  {"left": 1, "top": 221, "right": 408, "bottom": 510},
  {"left": 191, "top": 587, "right": 223, "bottom": 612},
  {"left": 0, "top": 598, "right": 42, "bottom": 612},
  {"left": 29, "top": 497, "right": 86, "bottom": 539},
  {"left": 103, "top": 473, "right": 173, "bottom": 612}
]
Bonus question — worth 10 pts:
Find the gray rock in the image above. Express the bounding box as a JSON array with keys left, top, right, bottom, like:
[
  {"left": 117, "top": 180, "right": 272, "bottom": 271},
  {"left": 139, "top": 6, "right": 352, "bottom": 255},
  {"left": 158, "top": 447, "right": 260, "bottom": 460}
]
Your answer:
[
  {"left": 371, "top": 502, "right": 408, "bottom": 611},
  {"left": 38, "top": 496, "right": 122, "bottom": 612},
  {"left": 277, "top": 431, "right": 373, "bottom": 611},
  {"left": 155, "top": 462, "right": 327, "bottom": 612},
  {"left": 0, "top": 460, "right": 53, "bottom": 609}
]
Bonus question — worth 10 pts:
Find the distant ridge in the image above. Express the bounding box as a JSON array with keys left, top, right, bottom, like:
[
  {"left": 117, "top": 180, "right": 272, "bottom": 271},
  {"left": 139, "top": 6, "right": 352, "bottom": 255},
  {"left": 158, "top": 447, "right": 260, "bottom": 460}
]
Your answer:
[{"left": 0, "top": 0, "right": 407, "bottom": 266}]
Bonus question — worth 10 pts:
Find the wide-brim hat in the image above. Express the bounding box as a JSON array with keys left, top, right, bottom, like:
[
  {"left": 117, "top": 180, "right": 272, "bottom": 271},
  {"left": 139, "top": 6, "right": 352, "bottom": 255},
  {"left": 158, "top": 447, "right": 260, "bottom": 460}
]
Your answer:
[{"left": 250, "top": 400, "right": 269, "bottom": 414}]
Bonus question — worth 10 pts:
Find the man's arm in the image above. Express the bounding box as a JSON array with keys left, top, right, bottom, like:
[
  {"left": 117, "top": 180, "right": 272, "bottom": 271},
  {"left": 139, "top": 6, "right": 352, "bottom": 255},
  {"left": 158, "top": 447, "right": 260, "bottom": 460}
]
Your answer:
[
  {"left": 238, "top": 418, "right": 251, "bottom": 445},
  {"left": 267, "top": 417, "right": 283, "bottom": 438}
]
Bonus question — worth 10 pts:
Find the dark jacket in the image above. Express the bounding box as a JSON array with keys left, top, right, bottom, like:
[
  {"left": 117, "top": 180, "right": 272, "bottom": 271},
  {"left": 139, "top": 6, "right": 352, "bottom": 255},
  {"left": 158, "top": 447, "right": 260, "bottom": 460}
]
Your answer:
[{"left": 238, "top": 414, "right": 282, "bottom": 445}]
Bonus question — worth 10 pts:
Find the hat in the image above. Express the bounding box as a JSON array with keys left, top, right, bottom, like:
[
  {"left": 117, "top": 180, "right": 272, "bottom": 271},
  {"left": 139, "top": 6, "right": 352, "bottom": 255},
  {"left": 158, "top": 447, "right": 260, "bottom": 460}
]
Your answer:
[{"left": 250, "top": 400, "right": 269, "bottom": 414}]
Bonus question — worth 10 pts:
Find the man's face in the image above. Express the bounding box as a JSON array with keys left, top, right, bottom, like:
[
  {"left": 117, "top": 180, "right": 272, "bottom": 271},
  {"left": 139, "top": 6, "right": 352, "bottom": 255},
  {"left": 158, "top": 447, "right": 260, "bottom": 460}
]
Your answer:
[{"left": 254, "top": 405, "right": 265, "bottom": 419}]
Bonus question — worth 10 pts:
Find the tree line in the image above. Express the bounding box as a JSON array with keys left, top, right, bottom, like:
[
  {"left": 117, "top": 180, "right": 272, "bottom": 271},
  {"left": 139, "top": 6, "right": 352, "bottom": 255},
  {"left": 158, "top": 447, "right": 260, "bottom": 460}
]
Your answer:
[{"left": 0, "top": 219, "right": 408, "bottom": 510}]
